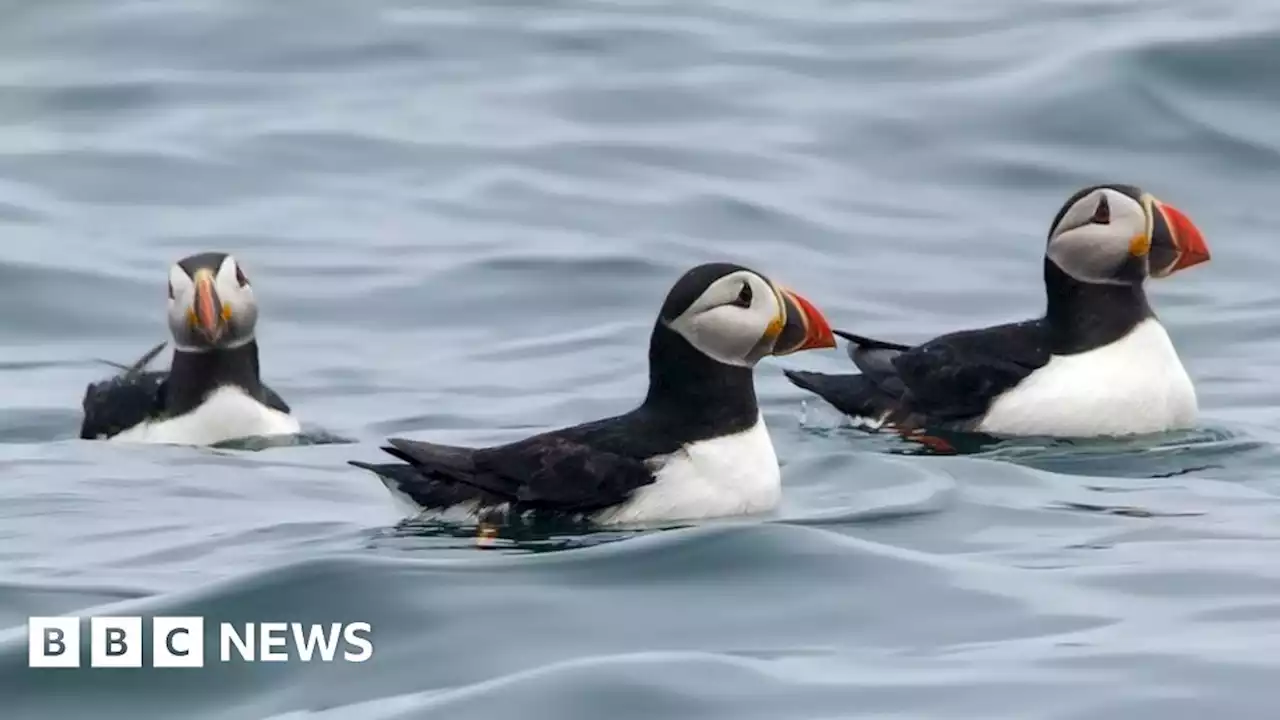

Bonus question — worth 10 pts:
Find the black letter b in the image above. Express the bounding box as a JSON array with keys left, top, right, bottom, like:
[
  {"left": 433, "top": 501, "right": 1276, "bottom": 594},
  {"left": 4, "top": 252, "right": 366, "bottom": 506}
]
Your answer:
[
  {"left": 43, "top": 628, "right": 65, "bottom": 656},
  {"left": 106, "top": 628, "right": 127, "bottom": 657}
]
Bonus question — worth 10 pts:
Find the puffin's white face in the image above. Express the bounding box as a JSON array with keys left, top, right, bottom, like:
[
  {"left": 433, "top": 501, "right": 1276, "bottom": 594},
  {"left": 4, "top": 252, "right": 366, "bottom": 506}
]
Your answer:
[
  {"left": 664, "top": 268, "right": 834, "bottom": 367},
  {"left": 166, "top": 253, "right": 259, "bottom": 352},
  {"left": 1046, "top": 187, "right": 1150, "bottom": 285}
]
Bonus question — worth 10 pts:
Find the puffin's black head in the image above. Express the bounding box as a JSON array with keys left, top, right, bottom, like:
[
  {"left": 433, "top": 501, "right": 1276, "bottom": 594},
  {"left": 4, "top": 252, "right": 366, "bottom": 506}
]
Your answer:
[
  {"left": 1045, "top": 184, "right": 1209, "bottom": 286},
  {"left": 166, "top": 252, "right": 259, "bottom": 352},
  {"left": 658, "top": 262, "right": 836, "bottom": 367}
]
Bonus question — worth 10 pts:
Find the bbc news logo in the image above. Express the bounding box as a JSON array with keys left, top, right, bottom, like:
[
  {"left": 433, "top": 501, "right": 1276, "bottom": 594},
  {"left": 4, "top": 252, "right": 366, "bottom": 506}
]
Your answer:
[{"left": 28, "top": 616, "right": 373, "bottom": 668}]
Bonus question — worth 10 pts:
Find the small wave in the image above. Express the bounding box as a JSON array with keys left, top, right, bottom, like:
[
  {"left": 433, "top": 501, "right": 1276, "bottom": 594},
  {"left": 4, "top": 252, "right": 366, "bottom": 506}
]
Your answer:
[
  {"left": 798, "top": 409, "right": 1266, "bottom": 480},
  {"left": 214, "top": 429, "right": 357, "bottom": 451}
]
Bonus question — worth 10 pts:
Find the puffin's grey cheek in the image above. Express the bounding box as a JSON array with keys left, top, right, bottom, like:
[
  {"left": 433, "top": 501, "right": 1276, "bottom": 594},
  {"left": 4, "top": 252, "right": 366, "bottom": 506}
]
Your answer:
[
  {"left": 223, "top": 298, "right": 258, "bottom": 337},
  {"left": 1047, "top": 235, "right": 1124, "bottom": 283},
  {"left": 167, "top": 306, "right": 193, "bottom": 342}
]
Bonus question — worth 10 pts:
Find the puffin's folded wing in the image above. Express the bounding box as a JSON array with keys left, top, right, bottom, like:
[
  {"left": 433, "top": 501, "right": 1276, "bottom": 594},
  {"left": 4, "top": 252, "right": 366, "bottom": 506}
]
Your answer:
[
  {"left": 385, "top": 436, "right": 656, "bottom": 513},
  {"left": 891, "top": 322, "right": 1051, "bottom": 420},
  {"left": 260, "top": 385, "right": 292, "bottom": 414},
  {"left": 79, "top": 371, "right": 167, "bottom": 439},
  {"left": 80, "top": 341, "right": 172, "bottom": 440}
]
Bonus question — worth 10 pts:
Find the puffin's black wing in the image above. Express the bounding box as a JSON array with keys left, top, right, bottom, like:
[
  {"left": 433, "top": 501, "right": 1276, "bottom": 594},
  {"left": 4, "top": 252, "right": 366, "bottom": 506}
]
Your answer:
[
  {"left": 260, "top": 385, "right": 291, "bottom": 414},
  {"left": 786, "top": 321, "right": 1052, "bottom": 427},
  {"left": 79, "top": 342, "right": 170, "bottom": 440},
  {"left": 80, "top": 371, "right": 169, "bottom": 439},
  {"left": 886, "top": 321, "right": 1052, "bottom": 419},
  {"left": 352, "top": 434, "right": 657, "bottom": 514}
]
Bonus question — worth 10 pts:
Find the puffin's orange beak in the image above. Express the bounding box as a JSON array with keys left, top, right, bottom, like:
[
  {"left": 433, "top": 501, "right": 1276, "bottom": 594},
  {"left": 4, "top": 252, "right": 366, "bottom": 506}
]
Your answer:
[
  {"left": 772, "top": 287, "right": 836, "bottom": 355},
  {"left": 188, "top": 270, "right": 225, "bottom": 344},
  {"left": 1149, "top": 198, "right": 1210, "bottom": 278}
]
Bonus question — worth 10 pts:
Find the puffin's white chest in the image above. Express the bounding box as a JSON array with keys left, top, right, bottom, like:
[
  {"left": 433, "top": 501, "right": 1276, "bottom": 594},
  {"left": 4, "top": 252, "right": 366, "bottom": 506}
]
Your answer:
[
  {"left": 110, "top": 385, "right": 301, "bottom": 446},
  {"left": 977, "top": 318, "right": 1197, "bottom": 437},
  {"left": 592, "top": 413, "right": 782, "bottom": 525}
]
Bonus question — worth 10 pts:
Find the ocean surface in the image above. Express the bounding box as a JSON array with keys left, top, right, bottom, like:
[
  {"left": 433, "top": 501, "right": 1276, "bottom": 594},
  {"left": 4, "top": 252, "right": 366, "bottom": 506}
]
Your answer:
[{"left": 2, "top": 0, "right": 1280, "bottom": 717}]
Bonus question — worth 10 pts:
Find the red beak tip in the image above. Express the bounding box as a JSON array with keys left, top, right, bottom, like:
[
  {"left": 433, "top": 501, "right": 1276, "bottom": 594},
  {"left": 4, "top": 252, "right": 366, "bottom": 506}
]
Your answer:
[
  {"left": 788, "top": 291, "right": 836, "bottom": 351},
  {"left": 1159, "top": 201, "right": 1210, "bottom": 273}
]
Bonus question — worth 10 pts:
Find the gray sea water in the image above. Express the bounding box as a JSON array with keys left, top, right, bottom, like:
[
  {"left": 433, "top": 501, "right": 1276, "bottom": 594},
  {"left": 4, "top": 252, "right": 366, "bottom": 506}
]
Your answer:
[{"left": 2, "top": 0, "right": 1280, "bottom": 718}]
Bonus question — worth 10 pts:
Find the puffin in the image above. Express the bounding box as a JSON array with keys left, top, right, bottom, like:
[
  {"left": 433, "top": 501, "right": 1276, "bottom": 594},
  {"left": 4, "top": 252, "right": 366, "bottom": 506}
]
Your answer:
[
  {"left": 79, "top": 251, "right": 300, "bottom": 446},
  {"left": 784, "top": 184, "right": 1211, "bottom": 438},
  {"left": 350, "top": 262, "right": 836, "bottom": 525}
]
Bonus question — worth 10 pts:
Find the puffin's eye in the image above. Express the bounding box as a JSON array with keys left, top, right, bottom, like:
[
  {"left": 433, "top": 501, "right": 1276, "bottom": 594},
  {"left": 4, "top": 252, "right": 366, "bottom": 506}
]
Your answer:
[
  {"left": 235, "top": 265, "right": 249, "bottom": 287},
  {"left": 1091, "top": 195, "right": 1110, "bottom": 225},
  {"left": 731, "top": 282, "right": 752, "bottom": 308}
]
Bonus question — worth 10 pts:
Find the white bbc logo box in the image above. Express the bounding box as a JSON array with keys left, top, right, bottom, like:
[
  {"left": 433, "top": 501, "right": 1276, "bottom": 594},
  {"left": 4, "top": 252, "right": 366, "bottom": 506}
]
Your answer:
[{"left": 28, "top": 616, "right": 204, "bottom": 668}]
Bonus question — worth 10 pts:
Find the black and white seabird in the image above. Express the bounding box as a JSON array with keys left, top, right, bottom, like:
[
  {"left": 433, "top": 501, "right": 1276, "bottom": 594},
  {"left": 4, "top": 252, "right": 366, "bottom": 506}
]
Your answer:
[
  {"left": 785, "top": 184, "right": 1211, "bottom": 438},
  {"left": 350, "top": 262, "right": 837, "bottom": 525},
  {"left": 80, "top": 252, "right": 299, "bottom": 445}
]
